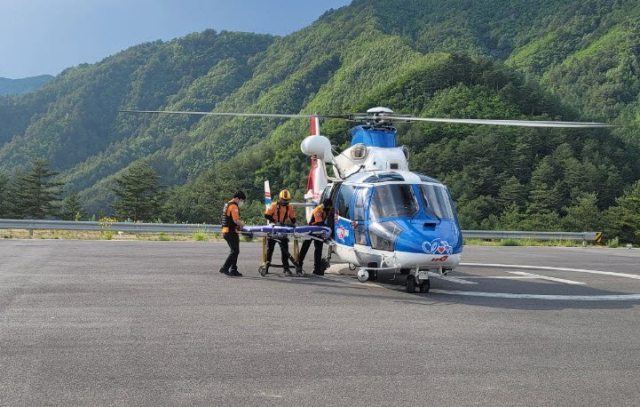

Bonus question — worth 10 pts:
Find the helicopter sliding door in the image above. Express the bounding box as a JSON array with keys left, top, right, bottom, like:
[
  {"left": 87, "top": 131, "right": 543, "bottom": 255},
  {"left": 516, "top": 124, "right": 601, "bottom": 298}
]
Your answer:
[
  {"left": 352, "top": 187, "right": 370, "bottom": 246},
  {"left": 333, "top": 184, "right": 355, "bottom": 247}
]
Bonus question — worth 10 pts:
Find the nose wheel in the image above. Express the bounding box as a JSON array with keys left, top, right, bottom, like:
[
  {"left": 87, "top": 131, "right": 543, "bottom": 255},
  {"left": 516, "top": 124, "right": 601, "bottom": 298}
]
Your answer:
[{"left": 406, "top": 275, "right": 430, "bottom": 293}]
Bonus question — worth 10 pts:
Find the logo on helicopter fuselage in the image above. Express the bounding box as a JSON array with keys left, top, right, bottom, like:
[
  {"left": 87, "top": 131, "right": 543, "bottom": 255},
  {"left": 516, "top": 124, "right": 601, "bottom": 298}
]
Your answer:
[
  {"left": 337, "top": 225, "right": 350, "bottom": 240},
  {"left": 422, "top": 239, "right": 453, "bottom": 255}
]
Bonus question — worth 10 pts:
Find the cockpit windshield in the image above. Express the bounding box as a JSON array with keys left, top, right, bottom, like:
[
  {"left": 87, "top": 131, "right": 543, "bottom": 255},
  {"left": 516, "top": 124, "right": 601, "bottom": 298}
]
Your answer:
[
  {"left": 370, "top": 184, "right": 418, "bottom": 220},
  {"left": 419, "top": 184, "right": 456, "bottom": 220}
]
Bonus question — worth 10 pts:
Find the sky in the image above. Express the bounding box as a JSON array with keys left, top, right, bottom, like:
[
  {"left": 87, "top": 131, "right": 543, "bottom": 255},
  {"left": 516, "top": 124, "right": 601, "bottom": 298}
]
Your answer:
[{"left": 0, "top": 0, "right": 352, "bottom": 79}]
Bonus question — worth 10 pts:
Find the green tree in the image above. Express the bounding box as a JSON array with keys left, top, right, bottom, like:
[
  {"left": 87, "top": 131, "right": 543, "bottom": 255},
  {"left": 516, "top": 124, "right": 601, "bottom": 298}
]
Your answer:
[
  {"left": 561, "top": 193, "right": 602, "bottom": 232},
  {"left": 498, "top": 203, "right": 526, "bottom": 230},
  {"left": 606, "top": 181, "right": 640, "bottom": 244},
  {"left": 11, "top": 158, "right": 64, "bottom": 219},
  {"left": 0, "top": 172, "right": 11, "bottom": 217},
  {"left": 60, "top": 192, "right": 86, "bottom": 221},
  {"left": 497, "top": 176, "right": 527, "bottom": 210},
  {"left": 111, "top": 163, "right": 167, "bottom": 222}
]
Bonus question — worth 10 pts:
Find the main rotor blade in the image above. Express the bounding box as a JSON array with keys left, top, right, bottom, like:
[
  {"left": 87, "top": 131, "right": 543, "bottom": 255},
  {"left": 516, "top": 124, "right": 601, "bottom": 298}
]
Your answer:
[
  {"left": 119, "top": 110, "right": 348, "bottom": 120},
  {"left": 381, "top": 115, "right": 614, "bottom": 128},
  {"left": 119, "top": 110, "right": 316, "bottom": 119},
  {"left": 119, "top": 110, "right": 614, "bottom": 128}
]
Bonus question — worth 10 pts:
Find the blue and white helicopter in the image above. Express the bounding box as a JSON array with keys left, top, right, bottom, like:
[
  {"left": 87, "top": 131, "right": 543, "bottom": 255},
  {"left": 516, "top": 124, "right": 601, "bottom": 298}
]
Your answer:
[{"left": 121, "top": 107, "right": 611, "bottom": 292}]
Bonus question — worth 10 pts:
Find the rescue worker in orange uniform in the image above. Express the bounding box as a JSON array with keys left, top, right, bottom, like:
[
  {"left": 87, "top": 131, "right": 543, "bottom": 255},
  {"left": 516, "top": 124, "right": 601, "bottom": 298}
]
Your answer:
[
  {"left": 297, "top": 198, "right": 333, "bottom": 276},
  {"left": 219, "top": 191, "right": 246, "bottom": 277},
  {"left": 264, "top": 189, "right": 296, "bottom": 275}
]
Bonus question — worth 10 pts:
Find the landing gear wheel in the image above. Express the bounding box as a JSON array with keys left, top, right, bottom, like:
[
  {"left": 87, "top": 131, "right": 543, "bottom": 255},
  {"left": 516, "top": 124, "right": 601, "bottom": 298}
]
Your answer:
[
  {"left": 258, "top": 265, "right": 267, "bottom": 277},
  {"left": 406, "top": 276, "right": 417, "bottom": 293},
  {"left": 419, "top": 279, "right": 430, "bottom": 293},
  {"left": 357, "top": 269, "right": 370, "bottom": 282}
]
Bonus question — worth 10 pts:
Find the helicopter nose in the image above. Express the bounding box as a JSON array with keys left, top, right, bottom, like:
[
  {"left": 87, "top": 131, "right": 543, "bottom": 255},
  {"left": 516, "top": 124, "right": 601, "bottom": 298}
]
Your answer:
[{"left": 394, "top": 220, "right": 463, "bottom": 256}]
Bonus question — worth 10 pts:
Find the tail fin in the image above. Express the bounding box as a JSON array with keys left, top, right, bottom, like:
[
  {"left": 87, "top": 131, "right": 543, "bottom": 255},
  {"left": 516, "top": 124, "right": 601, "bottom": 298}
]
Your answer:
[
  {"left": 310, "top": 115, "right": 320, "bottom": 136},
  {"left": 304, "top": 115, "right": 328, "bottom": 222},
  {"left": 264, "top": 180, "right": 272, "bottom": 210}
]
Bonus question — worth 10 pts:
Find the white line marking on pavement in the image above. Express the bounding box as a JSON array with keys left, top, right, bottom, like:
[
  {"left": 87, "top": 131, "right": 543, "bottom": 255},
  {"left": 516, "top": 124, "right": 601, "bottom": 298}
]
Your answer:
[
  {"left": 506, "top": 271, "right": 585, "bottom": 285},
  {"left": 431, "top": 290, "right": 640, "bottom": 301},
  {"left": 461, "top": 263, "right": 640, "bottom": 280},
  {"left": 428, "top": 272, "right": 477, "bottom": 285},
  {"left": 323, "top": 264, "right": 640, "bottom": 301},
  {"left": 458, "top": 276, "right": 538, "bottom": 279}
]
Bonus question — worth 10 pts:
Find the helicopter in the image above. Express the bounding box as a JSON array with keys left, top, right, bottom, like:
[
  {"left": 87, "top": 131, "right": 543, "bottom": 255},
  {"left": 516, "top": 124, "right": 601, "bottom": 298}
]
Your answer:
[{"left": 120, "top": 107, "right": 612, "bottom": 293}]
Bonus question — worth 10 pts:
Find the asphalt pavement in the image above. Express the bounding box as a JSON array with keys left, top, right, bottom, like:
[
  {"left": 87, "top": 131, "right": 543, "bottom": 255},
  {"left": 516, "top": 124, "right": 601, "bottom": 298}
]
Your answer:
[{"left": 1, "top": 239, "right": 639, "bottom": 406}]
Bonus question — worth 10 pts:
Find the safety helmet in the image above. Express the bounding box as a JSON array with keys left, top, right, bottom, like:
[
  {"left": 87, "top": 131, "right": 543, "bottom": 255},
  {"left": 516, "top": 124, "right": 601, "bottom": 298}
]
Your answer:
[{"left": 279, "top": 189, "right": 291, "bottom": 201}]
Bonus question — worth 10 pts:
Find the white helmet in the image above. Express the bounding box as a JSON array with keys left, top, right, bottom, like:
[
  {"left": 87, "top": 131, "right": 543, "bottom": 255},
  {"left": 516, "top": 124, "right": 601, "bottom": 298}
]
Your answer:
[{"left": 357, "top": 269, "right": 369, "bottom": 283}]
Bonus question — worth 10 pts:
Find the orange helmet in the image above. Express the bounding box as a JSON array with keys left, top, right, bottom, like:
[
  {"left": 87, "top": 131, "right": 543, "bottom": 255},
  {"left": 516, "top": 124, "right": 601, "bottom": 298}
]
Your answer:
[{"left": 279, "top": 189, "right": 291, "bottom": 201}]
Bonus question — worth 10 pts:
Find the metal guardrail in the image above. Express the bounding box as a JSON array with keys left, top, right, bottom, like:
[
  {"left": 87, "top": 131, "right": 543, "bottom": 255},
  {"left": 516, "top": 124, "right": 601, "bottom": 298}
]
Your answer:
[
  {"left": 0, "top": 219, "right": 600, "bottom": 242},
  {"left": 463, "top": 230, "right": 600, "bottom": 242},
  {"left": 0, "top": 219, "right": 221, "bottom": 235}
]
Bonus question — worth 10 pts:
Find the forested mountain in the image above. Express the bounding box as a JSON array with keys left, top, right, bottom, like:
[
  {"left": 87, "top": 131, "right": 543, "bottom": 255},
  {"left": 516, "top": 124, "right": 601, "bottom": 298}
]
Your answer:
[
  {"left": 1, "top": 0, "right": 640, "bottom": 238},
  {"left": 0, "top": 75, "right": 52, "bottom": 95}
]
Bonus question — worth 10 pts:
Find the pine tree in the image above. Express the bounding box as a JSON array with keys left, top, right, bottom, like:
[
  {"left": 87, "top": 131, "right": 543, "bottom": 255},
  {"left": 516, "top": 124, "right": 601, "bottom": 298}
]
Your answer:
[
  {"left": 0, "top": 172, "right": 11, "bottom": 217},
  {"left": 111, "top": 163, "right": 167, "bottom": 222},
  {"left": 497, "top": 176, "right": 527, "bottom": 210},
  {"left": 60, "top": 192, "right": 86, "bottom": 221},
  {"left": 606, "top": 181, "right": 640, "bottom": 244},
  {"left": 561, "top": 193, "right": 602, "bottom": 232},
  {"left": 11, "top": 158, "right": 64, "bottom": 219}
]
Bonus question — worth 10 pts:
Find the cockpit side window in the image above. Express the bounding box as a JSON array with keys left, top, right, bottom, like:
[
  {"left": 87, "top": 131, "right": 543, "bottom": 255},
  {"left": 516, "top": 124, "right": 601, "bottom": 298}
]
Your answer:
[{"left": 370, "top": 184, "right": 418, "bottom": 221}]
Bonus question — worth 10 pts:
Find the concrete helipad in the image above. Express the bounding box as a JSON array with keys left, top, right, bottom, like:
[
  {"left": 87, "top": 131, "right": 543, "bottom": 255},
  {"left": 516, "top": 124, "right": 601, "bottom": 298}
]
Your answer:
[{"left": 1, "top": 240, "right": 639, "bottom": 406}]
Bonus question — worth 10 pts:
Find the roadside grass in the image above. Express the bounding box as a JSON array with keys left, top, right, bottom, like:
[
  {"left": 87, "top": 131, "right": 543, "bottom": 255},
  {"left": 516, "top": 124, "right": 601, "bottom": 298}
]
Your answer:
[
  {"left": 0, "top": 229, "right": 228, "bottom": 242},
  {"left": 607, "top": 237, "right": 620, "bottom": 248}
]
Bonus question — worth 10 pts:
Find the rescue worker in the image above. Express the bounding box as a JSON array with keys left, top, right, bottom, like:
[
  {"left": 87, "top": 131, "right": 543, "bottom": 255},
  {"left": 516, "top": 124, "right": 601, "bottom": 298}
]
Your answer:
[
  {"left": 219, "top": 191, "right": 246, "bottom": 277},
  {"left": 297, "top": 198, "right": 333, "bottom": 276},
  {"left": 264, "top": 189, "right": 296, "bottom": 275}
]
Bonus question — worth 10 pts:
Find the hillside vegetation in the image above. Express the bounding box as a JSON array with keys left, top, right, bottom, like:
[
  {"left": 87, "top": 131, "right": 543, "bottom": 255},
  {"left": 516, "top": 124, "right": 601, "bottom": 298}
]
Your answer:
[
  {"left": 0, "top": 75, "right": 52, "bottom": 95},
  {"left": 2, "top": 0, "right": 640, "bottom": 241}
]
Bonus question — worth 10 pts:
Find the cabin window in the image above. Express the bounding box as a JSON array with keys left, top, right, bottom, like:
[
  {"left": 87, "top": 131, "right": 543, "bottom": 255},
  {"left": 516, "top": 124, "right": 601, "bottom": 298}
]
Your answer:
[
  {"left": 321, "top": 185, "right": 333, "bottom": 204},
  {"left": 336, "top": 185, "right": 355, "bottom": 218},
  {"left": 353, "top": 187, "right": 369, "bottom": 221},
  {"left": 354, "top": 225, "right": 367, "bottom": 245},
  {"left": 369, "top": 184, "right": 418, "bottom": 220},
  {"left": 419, "top": 184, "right": 456, "bottom": 220}
]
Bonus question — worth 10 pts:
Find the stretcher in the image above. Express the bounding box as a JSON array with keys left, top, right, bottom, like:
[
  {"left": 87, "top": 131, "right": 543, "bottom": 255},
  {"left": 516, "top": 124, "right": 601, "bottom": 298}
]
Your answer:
[{"left": 241, "top": 225, "right": 332, "bottom": 276}]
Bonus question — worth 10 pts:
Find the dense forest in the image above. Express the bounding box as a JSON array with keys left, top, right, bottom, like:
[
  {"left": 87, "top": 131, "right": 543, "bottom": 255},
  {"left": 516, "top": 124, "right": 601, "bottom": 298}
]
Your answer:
[
  {"left": 0, "top": 75, "right": 52, "bottom": 96},
  {"left": 1, "top": 0, "right": 640, "bottom": 242}
]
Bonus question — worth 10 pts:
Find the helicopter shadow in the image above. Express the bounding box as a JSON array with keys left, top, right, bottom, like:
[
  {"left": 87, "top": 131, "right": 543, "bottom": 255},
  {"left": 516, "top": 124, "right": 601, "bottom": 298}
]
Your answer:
[{"left": 231, "top": 273, "right": 371, "bottom": 291}]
